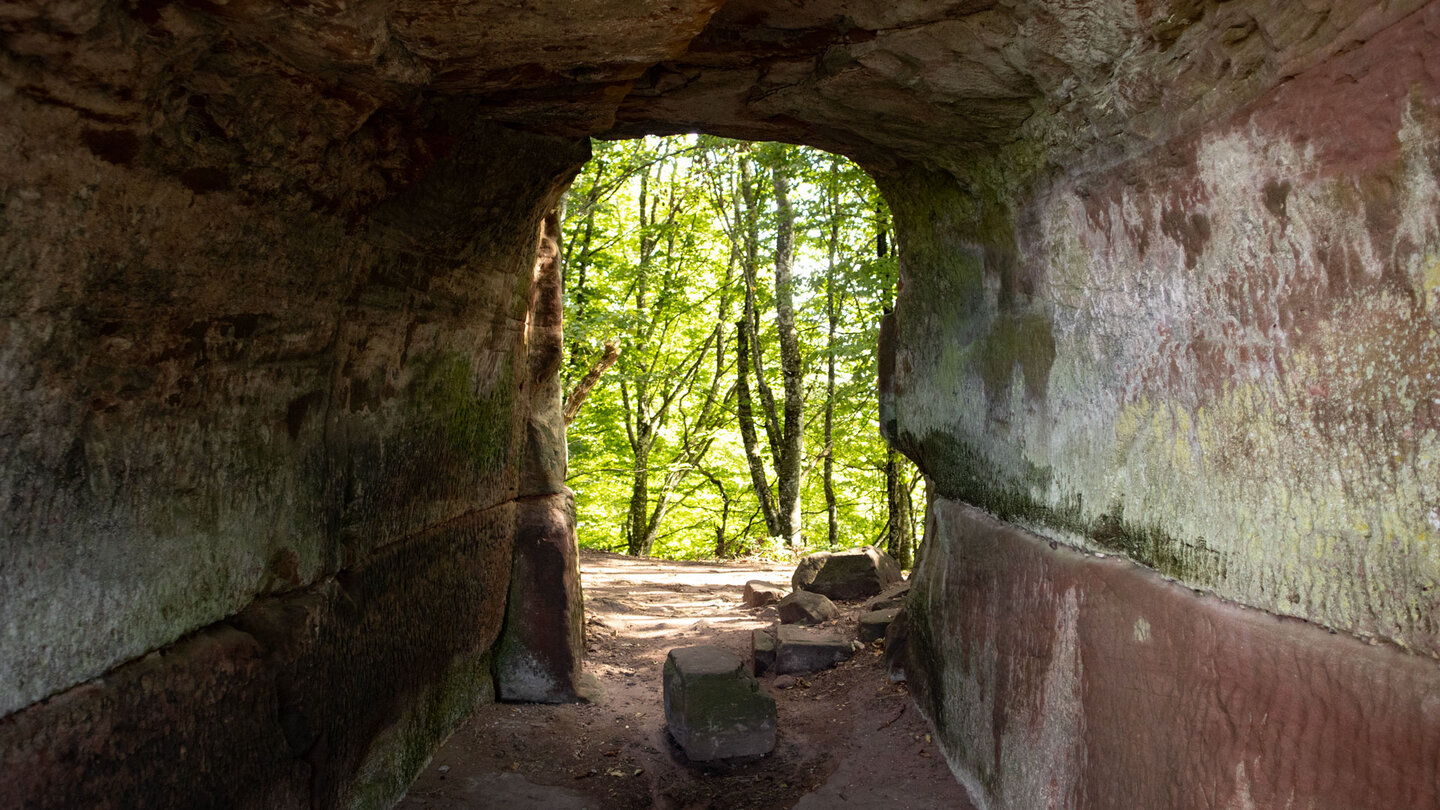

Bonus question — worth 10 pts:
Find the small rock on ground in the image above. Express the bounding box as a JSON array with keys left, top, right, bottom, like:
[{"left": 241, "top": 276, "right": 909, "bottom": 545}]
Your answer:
[
  {"left": 775, "top": 625, "right": 855, "bottom": 675},
  {"left": 742, "top": 580, "right": 786, "bottom": 608},
  {"left": 777, "top": 590, "right": 838, "bottom": 625},
  {"left": 858, "top": 607, "right": 901, "bottom": 644}
]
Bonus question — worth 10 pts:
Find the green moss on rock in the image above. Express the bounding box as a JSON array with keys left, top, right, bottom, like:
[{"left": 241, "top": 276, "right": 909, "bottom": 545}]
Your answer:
[
  {"left": 344, "top": 649, "right": 496, "bottom": 810},
  {"left": 905, "top": 430, "right": 1226, "bottom": 585},
  {"left": 410, "top": 352, "right": 515, "bottom": 473}
]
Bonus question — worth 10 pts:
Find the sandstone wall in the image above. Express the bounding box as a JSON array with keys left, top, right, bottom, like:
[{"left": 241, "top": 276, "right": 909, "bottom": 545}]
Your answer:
[
  {"left": 0, "top": 65, "right": 588, "bottom": 805},
  {"left": 890, "top": 3, "right": 1440, "bottom": 806},
  {"left": 5, "top": 0, "right": 1440, "bottom": 806},
  {"left": 908, "top": 500, "right": 1440, "bottom": 809}
]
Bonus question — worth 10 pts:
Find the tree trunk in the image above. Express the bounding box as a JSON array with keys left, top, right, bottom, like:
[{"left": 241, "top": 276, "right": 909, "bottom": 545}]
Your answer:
[
  {"left": 738, "top": 158, "right": 782, "bottom": 462},
  {"left": 733, "top": 156, "right": 781, "bottom": 540},
  {"left": 736, "top": 318, "right": 781, "bottom": 538},
  {"left": 885, "top": 446, "right": 914, "bottom": 568},
  {"left": 563, "top": 342, "right": 619, "bottom": 424},
  {"left": 823, "top": 157, "right": 839, "bottom": 551},
  {"left": 626, "top": 429, "right": 652, "bottom": 556},
  {"left": 771, "top": 160, "right": 804, "bottom": 548}
]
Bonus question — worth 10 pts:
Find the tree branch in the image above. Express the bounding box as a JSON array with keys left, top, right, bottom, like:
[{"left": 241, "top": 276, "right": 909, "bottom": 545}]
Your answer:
[{"left": 563, "top": 341, "right": 620, "bottom": 425}]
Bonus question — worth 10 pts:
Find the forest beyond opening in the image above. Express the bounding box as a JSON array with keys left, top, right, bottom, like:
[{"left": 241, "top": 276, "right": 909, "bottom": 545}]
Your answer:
[{"left": 561, "top": 137, "right": 922, "bottom": 565}]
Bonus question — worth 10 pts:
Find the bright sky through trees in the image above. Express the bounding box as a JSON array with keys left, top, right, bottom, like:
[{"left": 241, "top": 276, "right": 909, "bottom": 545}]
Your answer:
[{"left": 561, "top": 135, "right": 922, "bottom": 562}]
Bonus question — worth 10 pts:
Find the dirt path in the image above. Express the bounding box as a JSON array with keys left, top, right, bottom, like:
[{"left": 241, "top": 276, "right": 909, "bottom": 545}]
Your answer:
[{"left": 399, "top": 549, "right": 975, "bottom": 810}]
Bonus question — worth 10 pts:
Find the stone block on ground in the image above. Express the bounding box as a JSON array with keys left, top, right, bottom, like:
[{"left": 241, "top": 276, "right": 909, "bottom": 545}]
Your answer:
[
  {"left": 776, "top": 590, "right": 838, "bottom": 625},
  {"left": 862, "top": 581, "right": 911, "bottom": 613},
  {"left": 496, "top": 490, "right": 588, "bottom": 703},
  {"left": 884, "top": 606, "right": 908, "bottom": 683},
  {"left": 774, "top": 625, "right": 854, "bottom": 675},
  {"left": 752, "top": 627, "right": 777, "bottom": 677},
  {"left": 663, "top": 646, "right": 776, "bottom": 762},
  {"left": 858, "top": 607, "right": 901, "bottom": 644},
  {"left": 791, "top": 547, "right": 903, "bottom": 601},
  {"left": 742, "top": 580, "right": 786, "bottom": 608}
]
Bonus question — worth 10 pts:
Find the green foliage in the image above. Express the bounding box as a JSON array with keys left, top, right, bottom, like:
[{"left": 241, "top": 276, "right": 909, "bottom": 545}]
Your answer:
[{"left": 562, "top": 136, "right": 920, "bottom": 560}]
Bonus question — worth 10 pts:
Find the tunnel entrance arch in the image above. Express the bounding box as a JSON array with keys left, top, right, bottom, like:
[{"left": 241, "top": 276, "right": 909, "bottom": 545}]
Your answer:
[{"left": 2, "top": 1, "right": 1439, "bottom": 808}]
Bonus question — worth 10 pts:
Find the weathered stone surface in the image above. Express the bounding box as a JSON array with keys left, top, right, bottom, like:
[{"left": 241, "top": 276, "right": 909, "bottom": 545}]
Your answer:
[
  {"left": 0, "top": 626, "right": 306, "bottom": 810},
  {"left": 883, "top": 606, "right": 908, "bottom": 683},
  {"left": 0, "top": 506, "right": 512, "bottom": 810},
  {"left": 776, "top": 590, "right": 840, "bottom": 625},
  {"left": 862, "top": 582, "right": 911, "bottom": 613},
  {"left": 743, "top": 580, "right": 787, "bottom": 608},
  {"left": 0, "top": 96, "right": 587, "bottom": 719},
  {"left": 858, "top": 607, "right": 901, "bottom": 644},
  {"left": 752, "top": 627, "right": 778, "bottom": 677},
  {"left": 909, "top": 499, "right": 1440, "bottom": 810},
  {"left": 774, "top": 626, "right": 855, "bottom": 676},
  {"left": 888, "top": 3, "right": 1440, "bottom": 657},
  {"left": 663, "top": 646, "right": 777, "bottom": 762},
  {"left": 792, "top": 547, "right": 903, "bottom": 600},
  {"left": 496, "top": 490, "right": 587, "bottom": 703},
  {"left": 234, "top": 507, "right": 514, "bottom": 809},
  {"left": 5, "top": 0, "right": 1440, "bottom": 805}
]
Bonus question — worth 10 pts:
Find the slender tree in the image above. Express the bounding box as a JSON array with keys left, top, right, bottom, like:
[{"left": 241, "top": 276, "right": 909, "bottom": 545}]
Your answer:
[
  {"left": 769, "top": 153, "right": 805, "bottom": 548},
  {"left": 822, "top": 156, "right": 841, "bottom": 550},
  {"left": 733, "top": 154, "right": 782, "bottom": 538}
]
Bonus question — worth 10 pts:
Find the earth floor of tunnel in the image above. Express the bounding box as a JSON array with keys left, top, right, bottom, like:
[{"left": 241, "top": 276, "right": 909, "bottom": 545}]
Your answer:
[{"left": 399, "top": 549, "right": 973, "bottom": 810}]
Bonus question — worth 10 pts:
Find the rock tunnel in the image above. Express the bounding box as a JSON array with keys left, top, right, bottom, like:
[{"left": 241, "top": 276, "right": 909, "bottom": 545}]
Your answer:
[{"left": 3, "top": 0, "right": 1439, "bottom": 807}]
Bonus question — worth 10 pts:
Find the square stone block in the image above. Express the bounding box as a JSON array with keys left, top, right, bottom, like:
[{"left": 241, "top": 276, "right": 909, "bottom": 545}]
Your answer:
[
  {"left": 858, "top": 607, "right": 901, "bottom": 643},
  {"left": 663, "top": 646, "right": 776, "bottom": 762},
  {"left": 774, "top": 625, "right": 854, "bottom": 675},
  {"left": 752, "top": 627, "right": 777, "bottom": 677}
]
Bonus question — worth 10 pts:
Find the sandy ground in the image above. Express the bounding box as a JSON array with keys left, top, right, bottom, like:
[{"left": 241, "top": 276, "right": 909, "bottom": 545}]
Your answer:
[{"left": 399, "top": 549, "right": 976, "bottom": 810}]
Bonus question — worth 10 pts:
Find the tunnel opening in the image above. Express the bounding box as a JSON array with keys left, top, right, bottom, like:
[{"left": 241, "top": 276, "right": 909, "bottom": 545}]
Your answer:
[
  {"left": 555, "top": 134, "right": 924, "bottom": 565},
  {"left": 3, "top": 1, "right": 1440, "bottom": 808}
]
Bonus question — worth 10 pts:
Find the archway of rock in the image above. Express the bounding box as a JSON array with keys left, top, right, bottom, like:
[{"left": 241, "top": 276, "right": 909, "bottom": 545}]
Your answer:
[
  {"left": 430, "top": 133, "right": 951, "bottom": 808},
  {"left": 3, "top": 1, "right": 1439, "bottom": 809}
]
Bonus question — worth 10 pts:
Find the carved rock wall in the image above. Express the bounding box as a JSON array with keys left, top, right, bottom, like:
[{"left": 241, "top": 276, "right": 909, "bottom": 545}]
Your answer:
[
  {"left": 907, "top": 500, "right": 1440, "bottom": 809},
  {"left": 890, "top": 3, "right": 1440, "bottom": 806},
  {"left": 891, "top": 0, "right": 1440, "bottom": 658},
  {"left": 4, "top": 0, "right": 1440, "bottom": 807},
  {"left": 0, "top": 51, "right": 588, "bottom": 804}
]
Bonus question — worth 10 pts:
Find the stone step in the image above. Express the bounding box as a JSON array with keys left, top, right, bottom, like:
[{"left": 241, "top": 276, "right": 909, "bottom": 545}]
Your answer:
[
  {"left": 791, "top": 546, "right": 903, "bottom": 601},
  {"left": 774, "top": 625, "right": 855, "bottom": 675},
  {"left": 858, "top": 606, "right": 901, "bottom": 644},
  {"left": 663, "top": 646, "right": 776, "bottom": 762}
]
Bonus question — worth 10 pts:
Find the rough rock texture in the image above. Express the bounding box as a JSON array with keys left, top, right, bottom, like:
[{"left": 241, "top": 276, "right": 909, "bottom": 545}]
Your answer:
[
  {"left": 773, "top": 626, "right": 856, "bottom": 676},
  {"left": 862, "top": 582, "right": 911, "bottom": 613},
  {"left": 858, "top": 607, "right": 901, "bottom": 644},
  {"left": 743, "top": 580, "right": 787, "bottom": 608},
  {"left": 908, "top": 499, "right": 1440, "bottom": 809},
  {"left": 662, "top": 646, "right": 777, "bottom": 762},
  {"left": 5, "top": 0, "right": 1440, "bottom": 805},
  {"left": 882, "top": 607, "right": 908, "bottom": 683},
  {"left": 495, "top": 490, "right": 586, "bottom": 703},
  {"left": 1, "top": 506, "right": 514, "bottom": 810},
  {"left": 0, "top": 11, "right": 587, "bottom": 800},
  {"left": 776, "top": 590, "right": 840, "bottom": 625},
  {"left": 752, "top": 627, "right": 778, "bottom": 677},
  {"left": 792, "top": 547, "right": 903, "bottom": 600},
  {"left": 886, "top": 1, "right": 1440, "bottom": 658}
]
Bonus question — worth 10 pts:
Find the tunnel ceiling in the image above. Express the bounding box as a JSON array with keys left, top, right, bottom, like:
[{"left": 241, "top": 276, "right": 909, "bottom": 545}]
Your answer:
[{"left": 5, "top": 0, "right": 1408, "bottom": 182}]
